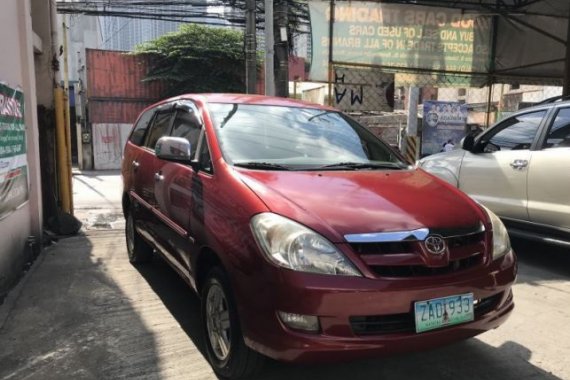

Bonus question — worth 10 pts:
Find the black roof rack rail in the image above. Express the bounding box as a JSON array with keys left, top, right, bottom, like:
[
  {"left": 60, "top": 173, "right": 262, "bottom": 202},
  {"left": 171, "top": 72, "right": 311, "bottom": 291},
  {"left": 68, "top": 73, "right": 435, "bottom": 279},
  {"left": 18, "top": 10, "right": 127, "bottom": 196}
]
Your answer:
[{"left": 534, "top": 95, "right": 570, "bottom": 106}]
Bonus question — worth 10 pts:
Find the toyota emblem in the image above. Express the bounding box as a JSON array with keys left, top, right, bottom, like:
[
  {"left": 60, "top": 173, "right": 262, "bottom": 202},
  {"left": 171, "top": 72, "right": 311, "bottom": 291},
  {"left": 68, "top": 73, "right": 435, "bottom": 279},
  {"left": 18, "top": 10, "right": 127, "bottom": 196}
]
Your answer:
[{"left": 424, "top": 235, "right": 446, "bottom": 255}]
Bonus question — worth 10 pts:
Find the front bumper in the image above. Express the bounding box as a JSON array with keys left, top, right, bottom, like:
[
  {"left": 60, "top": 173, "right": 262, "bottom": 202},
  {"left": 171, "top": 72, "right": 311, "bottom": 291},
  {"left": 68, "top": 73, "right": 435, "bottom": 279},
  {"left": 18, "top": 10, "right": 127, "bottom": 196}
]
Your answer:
[{"left": 235, "top": 250, "right": 516, "bottom": 363}]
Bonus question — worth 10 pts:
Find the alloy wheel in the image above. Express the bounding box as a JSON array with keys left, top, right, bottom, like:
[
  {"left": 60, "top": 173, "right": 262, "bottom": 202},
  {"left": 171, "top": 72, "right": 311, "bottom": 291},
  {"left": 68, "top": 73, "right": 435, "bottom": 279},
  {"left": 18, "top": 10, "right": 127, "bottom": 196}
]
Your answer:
[{"left": 205, "top": 282, "right": 232, "bottom": 361}]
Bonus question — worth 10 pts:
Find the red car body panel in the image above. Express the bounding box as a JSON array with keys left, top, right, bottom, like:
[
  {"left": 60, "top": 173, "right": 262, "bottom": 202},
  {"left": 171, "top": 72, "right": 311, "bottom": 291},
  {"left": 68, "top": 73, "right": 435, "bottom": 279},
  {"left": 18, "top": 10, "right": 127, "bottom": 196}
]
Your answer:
[
  {"left": 235, "top": 169, "right": 487, "bottom": 242},
  {"left": 122, "top": 94, "right": 517, "bottom": 364},
  {"left": 238, "top": 252, "right": 515, "bottom": 362}
]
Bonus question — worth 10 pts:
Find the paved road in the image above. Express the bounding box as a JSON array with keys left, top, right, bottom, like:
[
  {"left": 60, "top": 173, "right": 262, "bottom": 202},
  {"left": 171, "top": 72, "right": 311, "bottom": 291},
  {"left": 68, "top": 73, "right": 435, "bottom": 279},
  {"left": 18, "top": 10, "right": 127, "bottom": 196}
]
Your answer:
[
  {"left": 0, "top": 228, "right": 568, "bottom": 380},
  {"left": 1, "top": 170, "right": 568, "bottom": 379},
  {"left": 72, "top": 170, "right": 124, "bottom": 230}
]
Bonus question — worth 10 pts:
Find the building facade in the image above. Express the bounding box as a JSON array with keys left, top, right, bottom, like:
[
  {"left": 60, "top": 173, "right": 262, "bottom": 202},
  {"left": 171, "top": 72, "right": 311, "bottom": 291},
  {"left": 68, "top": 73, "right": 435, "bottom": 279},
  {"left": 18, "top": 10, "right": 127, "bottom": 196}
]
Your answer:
[{"left": 0, "top": 0, "right": 54, "bottom": 298}]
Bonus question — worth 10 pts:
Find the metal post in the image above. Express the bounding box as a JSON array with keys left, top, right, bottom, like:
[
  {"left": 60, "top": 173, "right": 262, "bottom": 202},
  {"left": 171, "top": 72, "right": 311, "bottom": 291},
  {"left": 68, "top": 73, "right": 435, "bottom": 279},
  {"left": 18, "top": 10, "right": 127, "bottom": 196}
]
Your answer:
[
  {"left": 327, "top": 0, "right": 335, "bottom": 106},
  {"left": 564, "top": 17, "right": 570, "bottom": 96},
  {"left": 486, "top": 81, "right": 494, "bottom": 128},
  {"left": 293, "top": 78, "right": 298, "bottom": 99},
  {"left": 245, "top": 0, "right": 257, "bottom": 94},
  {"left": 406, "top": 87, "right": 420, "bottom": 136},
  {"left": 404, "top": 87, "right": 420, "bottom": 163},
  {"left": 62, "top": 17, "right": 74, "bottom": 213},
  {"left": 54, "top": 88, "right": 72, "bottom": 214},
  {"left": 264, "top": 0, "right": 275, "bottom": 96},
  {"left": 274, "top": 0, "right": 289, "bottom": 97}
]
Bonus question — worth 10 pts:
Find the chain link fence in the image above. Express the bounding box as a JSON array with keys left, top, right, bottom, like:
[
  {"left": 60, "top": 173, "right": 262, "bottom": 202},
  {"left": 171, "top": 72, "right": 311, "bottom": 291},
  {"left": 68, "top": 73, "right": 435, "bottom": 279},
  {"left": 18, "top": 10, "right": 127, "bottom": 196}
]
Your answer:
[{"left": 289, "top": 62, "right": 564, "bottom": 157}]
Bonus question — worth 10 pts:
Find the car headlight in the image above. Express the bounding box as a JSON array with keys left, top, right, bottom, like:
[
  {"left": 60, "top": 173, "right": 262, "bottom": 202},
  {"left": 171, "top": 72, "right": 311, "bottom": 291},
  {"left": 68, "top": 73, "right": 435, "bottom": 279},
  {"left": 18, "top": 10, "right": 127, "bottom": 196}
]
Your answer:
[
  {"left": 250, "top": 213, "right": 362, "bottom": 276},
  {"left": 481, "top": 206, "right": 511, "bottom": 260}
]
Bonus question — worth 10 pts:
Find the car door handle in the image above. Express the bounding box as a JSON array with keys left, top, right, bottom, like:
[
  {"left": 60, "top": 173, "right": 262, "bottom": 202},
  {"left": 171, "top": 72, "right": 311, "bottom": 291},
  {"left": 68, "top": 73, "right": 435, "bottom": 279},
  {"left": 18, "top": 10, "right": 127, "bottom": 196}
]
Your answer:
[
  {"left": 132, "top": 160, "right": 140, "bottom": 171},
  {"left": 154, "top": 172, "right": 164, "bottom": 182},
  {"left": 509, "top": 159, "right": 528, "bottom": 170}
]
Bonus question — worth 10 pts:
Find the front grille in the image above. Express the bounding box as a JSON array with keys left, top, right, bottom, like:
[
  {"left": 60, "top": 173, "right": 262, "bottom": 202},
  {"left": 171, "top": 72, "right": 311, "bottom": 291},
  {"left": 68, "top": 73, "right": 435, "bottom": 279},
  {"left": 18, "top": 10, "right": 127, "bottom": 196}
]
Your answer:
[
  {"left": 350, "top": 293, "right": 503, "bottom": 336},
  {"left": 351, "top": 241, "right": 413, "bottom": 255},
  {"left": 371, "top": 253, "right": 483, "bottom": 278},
  {"left": 474, "top": 292, "right": 502, "bottom": 317},
  {"left": 447, "top": 233, "right": 483, "bottom": 248},
  {"left": 350, "top": 313, "right": 414, "bottom": 335},
  {"left": 349, "top": 230, "right": 486, "bottom": 279}
]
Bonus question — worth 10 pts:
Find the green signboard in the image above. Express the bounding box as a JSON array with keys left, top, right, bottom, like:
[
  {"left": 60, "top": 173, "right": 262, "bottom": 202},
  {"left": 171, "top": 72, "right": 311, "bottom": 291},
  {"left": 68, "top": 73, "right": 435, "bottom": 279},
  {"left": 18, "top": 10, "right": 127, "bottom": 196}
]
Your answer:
[
  {"left": 309, "top": 1, "right": 494, "bottom": 83},
  {"left": 0, "top": 83, "right": 28, "bottom": 219}
]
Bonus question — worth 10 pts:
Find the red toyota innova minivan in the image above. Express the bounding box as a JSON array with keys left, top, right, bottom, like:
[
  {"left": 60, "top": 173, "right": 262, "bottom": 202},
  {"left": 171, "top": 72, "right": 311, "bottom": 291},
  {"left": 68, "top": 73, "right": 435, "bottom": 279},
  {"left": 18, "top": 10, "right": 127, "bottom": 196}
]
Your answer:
[{"left": 122, "top": 94, "right": 516, "bottom": 379}]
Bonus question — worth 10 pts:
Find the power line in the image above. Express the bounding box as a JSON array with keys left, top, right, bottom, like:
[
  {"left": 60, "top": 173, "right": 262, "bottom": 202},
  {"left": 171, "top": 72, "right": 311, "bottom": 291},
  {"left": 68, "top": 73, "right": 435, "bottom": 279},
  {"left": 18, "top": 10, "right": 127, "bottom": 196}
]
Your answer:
[
  {"left": 100, "top": 18, "right": 134, "bottom": 49},
  {"left": 56, "top": 0, "right": 311, "bottom": 33}
]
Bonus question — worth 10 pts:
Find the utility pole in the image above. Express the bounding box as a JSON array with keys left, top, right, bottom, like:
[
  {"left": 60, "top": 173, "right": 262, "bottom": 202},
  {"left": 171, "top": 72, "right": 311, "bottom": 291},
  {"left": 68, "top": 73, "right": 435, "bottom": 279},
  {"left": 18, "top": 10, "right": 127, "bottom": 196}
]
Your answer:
[
  {"left": 53, "top": 16, "right": 73, "bottom": 215},
  {"left": 564, "top": 17, "right": 570, "bottom": 96},
  {"left": 273, "top": 0, "right": 289, "bottom": 97},
  {"left": 264, "top": 0, "right": 275, "bottom": 96},
  {"left": 62, "top": 18, "right": 74, "bottom": 213},
  {"left": 245, "top": 0, "right": 257, "bottom": 94}
]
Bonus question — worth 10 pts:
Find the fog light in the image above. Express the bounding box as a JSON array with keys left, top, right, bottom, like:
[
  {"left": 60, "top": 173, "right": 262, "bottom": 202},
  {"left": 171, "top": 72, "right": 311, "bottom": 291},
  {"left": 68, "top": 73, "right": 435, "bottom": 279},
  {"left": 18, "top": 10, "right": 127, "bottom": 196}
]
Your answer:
[{"left": 278, "top": 311, "right": 320, "bottom": 333}]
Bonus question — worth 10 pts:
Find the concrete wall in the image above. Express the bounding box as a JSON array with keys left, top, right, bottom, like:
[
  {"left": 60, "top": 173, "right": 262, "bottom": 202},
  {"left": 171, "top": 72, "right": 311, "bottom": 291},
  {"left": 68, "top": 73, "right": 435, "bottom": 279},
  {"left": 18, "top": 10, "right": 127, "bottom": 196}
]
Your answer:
[
  {"left": 92, "top": 123, "right": 132, "bottom": 170},
  {"left": 0, "top": 0, "right": 45, "bottom": 298}
]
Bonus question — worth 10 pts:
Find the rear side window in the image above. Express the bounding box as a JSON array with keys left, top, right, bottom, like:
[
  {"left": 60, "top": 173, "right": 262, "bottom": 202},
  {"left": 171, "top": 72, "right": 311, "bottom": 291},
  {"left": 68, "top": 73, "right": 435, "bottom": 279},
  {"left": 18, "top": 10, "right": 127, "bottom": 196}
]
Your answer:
[
  {"left": 144, "top": 112, "right": 173, "bottom": 150},
  {"left": 486, "top": 110, "right": 546, "bottom": 151},
  {"left": 129, "top": 108, "right": 155, "bottom": 146},
  {"left": 544, "top": 108, "right": 570, "bottom": 149}
]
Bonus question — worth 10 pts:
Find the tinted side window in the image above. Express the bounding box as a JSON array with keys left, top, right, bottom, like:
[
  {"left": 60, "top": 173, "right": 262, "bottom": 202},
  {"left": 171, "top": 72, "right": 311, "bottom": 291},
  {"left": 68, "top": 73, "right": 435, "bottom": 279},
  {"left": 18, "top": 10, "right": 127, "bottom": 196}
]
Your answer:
[
  {"left": 544, "top": 108, "right": 570, "bottom": 149},
  {"left": 144, "top": 112, "right": 173, "bottom": 150},
  {"left": 486, "top": 110, "right": 546, "bottom": 151},
  {"left": 129, "top": 108, "right": 155, "bottom": 146},
  {"left": 170, "top": 110, "right": 202, "bottom": 156}
]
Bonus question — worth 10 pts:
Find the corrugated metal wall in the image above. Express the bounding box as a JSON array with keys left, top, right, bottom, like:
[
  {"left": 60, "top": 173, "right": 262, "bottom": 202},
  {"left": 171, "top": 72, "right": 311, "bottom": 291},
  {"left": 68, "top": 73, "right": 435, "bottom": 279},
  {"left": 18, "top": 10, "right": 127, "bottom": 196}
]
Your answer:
[
  {"left": 86, "top": 48, "right": 166, "bottom": 124},
  {"left": 85, "top": 49, "right": 166, "bottom": 169}
]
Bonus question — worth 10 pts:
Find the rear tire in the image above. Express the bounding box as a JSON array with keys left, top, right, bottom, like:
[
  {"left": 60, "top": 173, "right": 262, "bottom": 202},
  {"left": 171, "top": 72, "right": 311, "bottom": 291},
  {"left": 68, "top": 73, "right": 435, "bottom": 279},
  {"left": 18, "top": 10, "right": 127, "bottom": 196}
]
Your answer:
[
  {"left": 125, "top": 210, "right": 153, "bottom": 264},
  {"left": 201, "top": 267, "right": 264, "bottom": 379}
]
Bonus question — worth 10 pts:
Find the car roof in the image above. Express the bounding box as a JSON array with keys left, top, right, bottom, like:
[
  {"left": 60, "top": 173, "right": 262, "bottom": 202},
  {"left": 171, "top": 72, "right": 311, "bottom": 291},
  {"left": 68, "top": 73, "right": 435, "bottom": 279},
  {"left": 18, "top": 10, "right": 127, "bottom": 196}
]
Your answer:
[
  {"left": 509, "top": 98, "right": 570, "bottom": 115},
  {"left": 157, "top": 93, "right": 337, "bottom": 111}
]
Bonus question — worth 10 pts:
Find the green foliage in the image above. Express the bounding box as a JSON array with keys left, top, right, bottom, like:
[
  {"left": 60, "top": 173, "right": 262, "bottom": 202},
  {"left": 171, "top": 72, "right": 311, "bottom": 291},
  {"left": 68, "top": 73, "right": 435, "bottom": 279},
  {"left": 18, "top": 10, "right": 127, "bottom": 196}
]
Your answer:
[{"left": 134, "top": 24, "right": 246, "bottom": 95}]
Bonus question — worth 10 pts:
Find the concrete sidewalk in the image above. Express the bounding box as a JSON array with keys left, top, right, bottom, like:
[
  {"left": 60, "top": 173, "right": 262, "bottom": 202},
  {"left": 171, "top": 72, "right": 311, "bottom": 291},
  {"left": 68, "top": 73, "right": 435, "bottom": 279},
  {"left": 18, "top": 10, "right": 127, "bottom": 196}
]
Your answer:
[
  {"left": 72, "top": 170, "right": 125, "bottom": 230},
  {"left": 0, "top": 230, "right": 214, "bottom": 380}
]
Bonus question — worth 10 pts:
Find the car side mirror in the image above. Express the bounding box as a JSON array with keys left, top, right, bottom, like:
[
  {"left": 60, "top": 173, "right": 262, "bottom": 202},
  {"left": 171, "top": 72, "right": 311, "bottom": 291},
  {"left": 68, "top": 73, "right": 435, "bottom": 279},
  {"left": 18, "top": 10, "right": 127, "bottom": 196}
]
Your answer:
[
  {"left": 461, "top": 135, "right": 475, "bottom": 152},
  {"left": 155, "top": 136, "right": 193, "bottom": 163}
]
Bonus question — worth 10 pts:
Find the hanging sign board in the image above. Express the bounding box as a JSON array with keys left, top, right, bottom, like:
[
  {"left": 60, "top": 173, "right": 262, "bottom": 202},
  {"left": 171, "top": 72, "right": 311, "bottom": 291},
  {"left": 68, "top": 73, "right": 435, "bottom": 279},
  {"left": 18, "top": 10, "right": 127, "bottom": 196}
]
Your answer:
[
  {"left": 421, "top": 101, "right": 467, "bottom": 155},
  {"left": 0, "top": 83, "right": 28, "bottom": 219},
  {"left": 309, "top": 2, "right": 493, "bottom": 83}
]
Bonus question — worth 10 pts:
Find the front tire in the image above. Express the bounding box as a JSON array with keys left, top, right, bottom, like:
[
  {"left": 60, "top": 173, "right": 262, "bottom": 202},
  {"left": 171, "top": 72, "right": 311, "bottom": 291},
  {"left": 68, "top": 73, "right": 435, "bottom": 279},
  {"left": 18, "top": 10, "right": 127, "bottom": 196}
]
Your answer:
[
  {"left": 125, "top": 210, "right": 153, "bottom": 264},
  {"left": 201, "top": 267, "right": 264, "bottom": 379}
]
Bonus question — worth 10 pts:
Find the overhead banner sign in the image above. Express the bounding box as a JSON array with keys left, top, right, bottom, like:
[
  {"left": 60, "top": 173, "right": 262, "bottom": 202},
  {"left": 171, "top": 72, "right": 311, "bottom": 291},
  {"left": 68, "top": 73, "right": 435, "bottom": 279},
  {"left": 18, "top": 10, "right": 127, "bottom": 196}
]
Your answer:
[
  {"left": 0, "top": 83, "right": 28, "bottom": 219},
  {"left": 309, "top": 2, "right": 493, "bottom": 82},
  {"left": 421, "top": 101, "right": 467, "bottom": 155}
]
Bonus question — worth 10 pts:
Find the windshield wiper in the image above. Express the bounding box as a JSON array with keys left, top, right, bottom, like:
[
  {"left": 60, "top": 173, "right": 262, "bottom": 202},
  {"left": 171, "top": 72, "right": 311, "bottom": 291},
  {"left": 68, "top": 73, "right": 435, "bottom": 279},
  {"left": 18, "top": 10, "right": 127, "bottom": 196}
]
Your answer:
[
  {"left": 315, "top": 162, "right": 406, "bottom": 170},
  {"left": 234, "top": 162, "right": 292, "bottom": 171},
  {"left": 307, "top": 111, "right": 332, "bottom": 121}
]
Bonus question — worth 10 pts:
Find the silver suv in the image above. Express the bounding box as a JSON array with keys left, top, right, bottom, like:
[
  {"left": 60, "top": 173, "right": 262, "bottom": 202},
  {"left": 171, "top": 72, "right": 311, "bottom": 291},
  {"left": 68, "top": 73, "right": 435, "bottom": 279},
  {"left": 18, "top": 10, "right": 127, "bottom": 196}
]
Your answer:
[{"left": 420, "top": 97, "right": 570, "bottom": 247}]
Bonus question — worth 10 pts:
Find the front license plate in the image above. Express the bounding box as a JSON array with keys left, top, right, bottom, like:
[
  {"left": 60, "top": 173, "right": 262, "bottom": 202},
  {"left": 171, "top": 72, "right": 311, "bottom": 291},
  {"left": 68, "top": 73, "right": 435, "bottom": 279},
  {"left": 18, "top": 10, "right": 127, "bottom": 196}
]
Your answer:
[{"left": 414, "top": 293, "right": 474, "bottom": 333}]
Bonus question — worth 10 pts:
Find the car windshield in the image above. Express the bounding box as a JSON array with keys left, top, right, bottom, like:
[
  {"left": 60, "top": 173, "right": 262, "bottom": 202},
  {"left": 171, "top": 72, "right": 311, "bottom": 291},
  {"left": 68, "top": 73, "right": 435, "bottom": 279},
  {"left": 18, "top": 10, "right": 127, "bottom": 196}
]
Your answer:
[{"left": 208, "top": 103, "right": 406, "bottom": 170}]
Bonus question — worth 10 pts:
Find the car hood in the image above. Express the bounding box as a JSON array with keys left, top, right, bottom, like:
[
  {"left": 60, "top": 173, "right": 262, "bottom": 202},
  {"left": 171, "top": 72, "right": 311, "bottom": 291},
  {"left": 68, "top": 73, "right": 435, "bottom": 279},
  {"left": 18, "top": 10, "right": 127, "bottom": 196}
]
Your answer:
[
  {"left": 236, "top": 168, "right": 483, "bottom": 243},
  {"left": 419, "top": 150, "right": 467, "bottom": 187}
]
